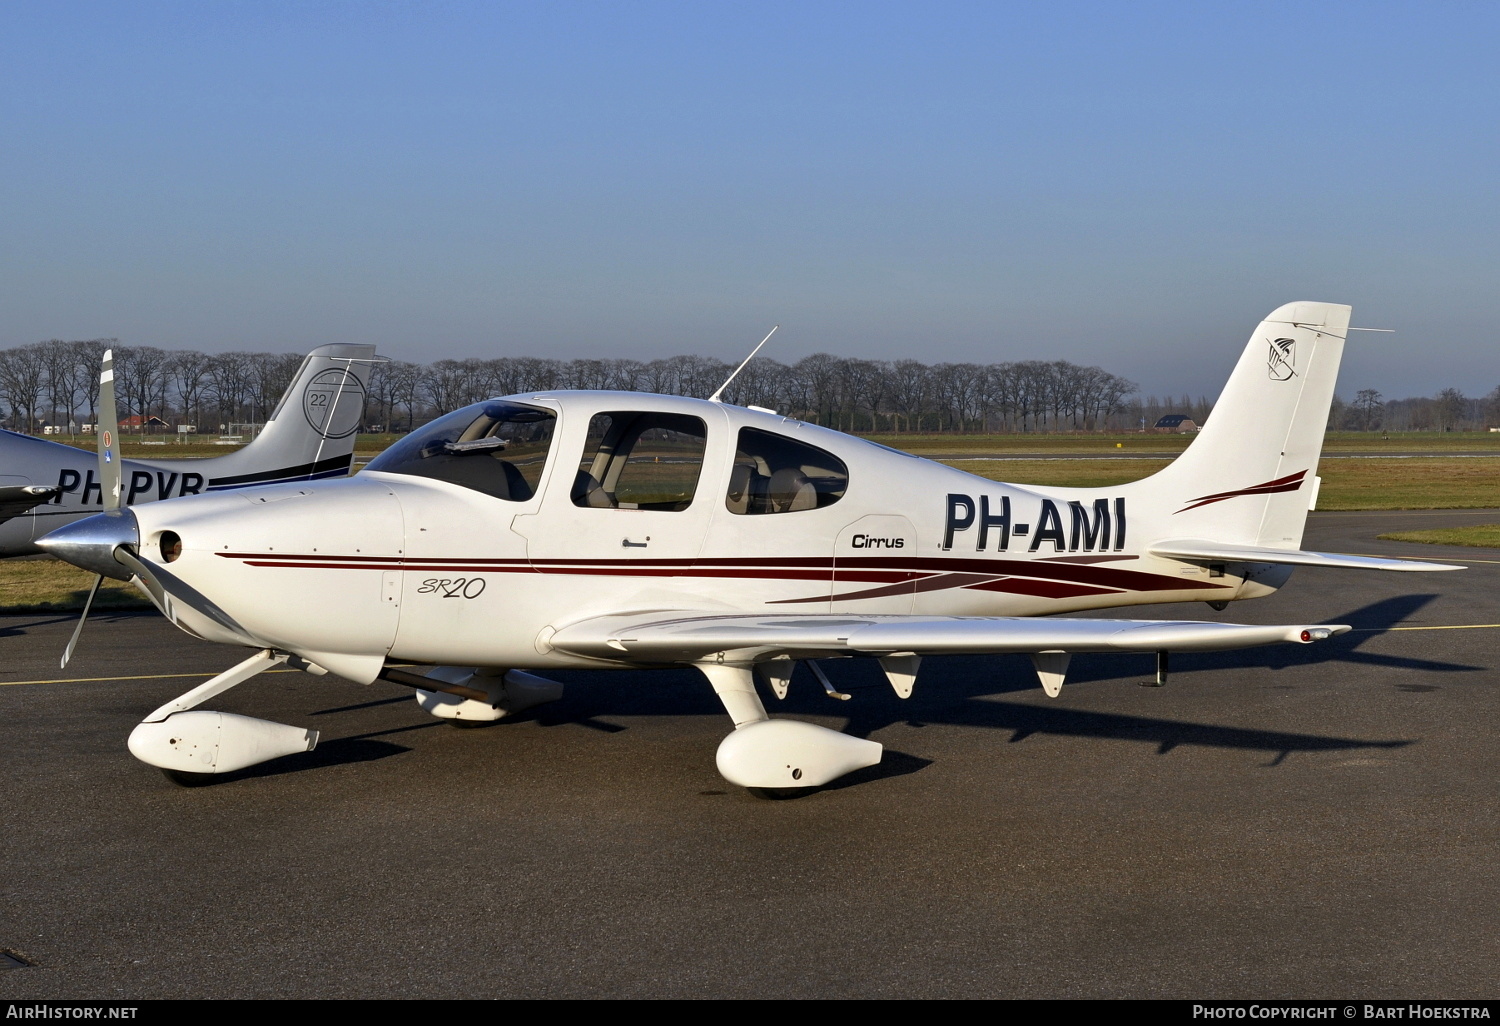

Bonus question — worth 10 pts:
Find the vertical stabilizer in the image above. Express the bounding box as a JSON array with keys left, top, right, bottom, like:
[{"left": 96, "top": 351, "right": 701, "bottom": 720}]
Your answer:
[
  {"left": 1130, "top": 302, "right": 1350, "bottom": 549},
  {"left": 202, "top": 344, "right": 377, "bottom": 489}
]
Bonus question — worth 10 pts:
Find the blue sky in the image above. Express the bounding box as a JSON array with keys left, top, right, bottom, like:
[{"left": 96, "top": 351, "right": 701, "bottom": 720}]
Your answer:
[{"left": 2, "top": 1, "right": 1497, "bottom": 399}]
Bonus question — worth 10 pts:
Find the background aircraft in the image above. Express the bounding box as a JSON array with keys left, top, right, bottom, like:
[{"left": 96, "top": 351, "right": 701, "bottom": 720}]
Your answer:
[
  {"left": 40, "top": 302, "right": 1457, "bottom": 795},
  {"left": 0, "top": 343, "right": 375, "bottom": 557}
]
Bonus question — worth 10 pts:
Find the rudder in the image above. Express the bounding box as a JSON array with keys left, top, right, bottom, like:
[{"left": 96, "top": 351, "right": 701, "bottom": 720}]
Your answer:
[{"left": 1130, "top": 302, "right": 1350, "bottom": 549}]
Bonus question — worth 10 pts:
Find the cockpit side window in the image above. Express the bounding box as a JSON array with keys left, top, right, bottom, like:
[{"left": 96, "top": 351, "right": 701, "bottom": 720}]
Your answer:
[
  {"left": 726, "top": 427, "right": 848, "bottom": 515},
  {"left": 363, "top": 400, "right": 556, "bottom": 501},
  {"left": 571, "top": 412, "right": 707, "bottom": 512}
]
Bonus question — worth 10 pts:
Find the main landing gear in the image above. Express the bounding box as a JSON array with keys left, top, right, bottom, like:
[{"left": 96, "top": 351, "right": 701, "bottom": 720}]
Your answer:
[{"left": 697, "top": 660, "right": 887, "bottom": 799}]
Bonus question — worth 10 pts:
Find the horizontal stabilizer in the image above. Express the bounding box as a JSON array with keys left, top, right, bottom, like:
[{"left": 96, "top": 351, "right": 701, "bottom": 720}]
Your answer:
[
  {"left": 1149, "top": 539, "right": 1461, "bottom": 572},
  {"left": 0, "top": 484, "right": 62, "bottom": 522},
  {"left": 551, "top": 612, "right": 1350, "bottom": 663}
]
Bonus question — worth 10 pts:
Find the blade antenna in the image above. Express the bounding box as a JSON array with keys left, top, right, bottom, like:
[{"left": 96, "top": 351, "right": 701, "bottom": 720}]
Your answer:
[{"left": 708, "top": 325, "right": 778, "bottom": 403}]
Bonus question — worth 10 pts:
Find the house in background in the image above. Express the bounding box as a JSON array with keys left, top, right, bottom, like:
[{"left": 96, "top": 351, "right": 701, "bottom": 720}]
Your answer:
[
  {"left": 120, "top": 414, "right": 169, "bottom": 432},
  {"left": 1152, "top": 414, "right": 1200, "bottom": 433}
]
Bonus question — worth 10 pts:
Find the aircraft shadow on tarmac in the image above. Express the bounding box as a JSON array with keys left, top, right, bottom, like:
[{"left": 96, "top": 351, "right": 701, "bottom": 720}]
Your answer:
[
  {"left": 1067, "top": 592, "right": 1484, "bottom": 682},
  {"left": 171, "top": 593, "right": 1467, "bottom": 784},
  {"left": 515, "top": 593, "right": 1454, "bottom": 771},
  {"left": 0, "top": 609, "right": 141, "bottom": 640},
  {"left": 195, "top": 716, "right": 446, "bottom": 784}
]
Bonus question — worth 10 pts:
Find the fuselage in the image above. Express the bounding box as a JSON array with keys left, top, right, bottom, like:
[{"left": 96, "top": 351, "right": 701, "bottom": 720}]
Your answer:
[{"left": 105, "top": 391, "right": 1294, "bottom": 674}]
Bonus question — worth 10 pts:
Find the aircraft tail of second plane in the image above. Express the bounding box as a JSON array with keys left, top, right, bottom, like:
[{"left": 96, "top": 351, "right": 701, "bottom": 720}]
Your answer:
[{"left": 188, "top": 343, "right": 378, "bottom": 491}]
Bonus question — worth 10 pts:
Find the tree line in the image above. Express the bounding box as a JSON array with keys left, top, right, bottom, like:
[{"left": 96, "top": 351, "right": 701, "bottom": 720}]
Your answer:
[
  {"left": 1332, "top": 387, "right": 1500, "bottom": 433},
  {"left": 0, "top": 337, "right": 1495, "bottom": 436},
  {"left": 0, "top": 339, "right": 1143, "bottom": 435}
]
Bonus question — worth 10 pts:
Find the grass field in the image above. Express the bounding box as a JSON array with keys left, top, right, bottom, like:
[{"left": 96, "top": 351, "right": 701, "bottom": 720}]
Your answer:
[
  {"left": 943, "top": 457, "right": 1500, "bottom": 510},
  {"left": 1376, "top": 525, "right": 1500, "bottom": 548},
  {"left": 0, "top": 559, "right": 152, "bottom": 613}
]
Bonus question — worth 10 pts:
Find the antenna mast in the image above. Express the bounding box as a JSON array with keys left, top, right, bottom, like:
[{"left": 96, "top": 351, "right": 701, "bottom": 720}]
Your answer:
[{"left": 708, "top": 325, "right": 779, "bottom": 403}]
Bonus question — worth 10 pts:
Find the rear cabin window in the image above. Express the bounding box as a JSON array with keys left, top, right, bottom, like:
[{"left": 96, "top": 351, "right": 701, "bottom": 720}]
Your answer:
[
  {"left": 364, "top": 401, "right": 556, "bottom": 501},
  {"left": 571, "top": 412, "right": 708, "bottom": 512},
  {"left": 726, "top": 427, "right": 848, "bottom": 515}
]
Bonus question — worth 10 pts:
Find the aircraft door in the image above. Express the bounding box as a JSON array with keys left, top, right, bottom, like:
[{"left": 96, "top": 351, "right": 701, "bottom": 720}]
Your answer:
[
  {"left": 833, "top": 515, "right": 918, "bottom": 613},
  {"left": 516, "top": 407, "right": 724, "bottom": 611},
  {"left": 697, "top": 424, "right": 854, "bottom": 612}
]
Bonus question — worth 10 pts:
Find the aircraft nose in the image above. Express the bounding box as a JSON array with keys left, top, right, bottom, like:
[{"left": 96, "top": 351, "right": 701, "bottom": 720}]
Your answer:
[{"left": 37, "top": 509, "right": 140, "bottom": 581}]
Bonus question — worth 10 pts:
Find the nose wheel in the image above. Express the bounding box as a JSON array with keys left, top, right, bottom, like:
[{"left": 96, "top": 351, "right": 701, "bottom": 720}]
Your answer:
[{"left": 128, "top": 648, "right": 323, "bottom": 783}]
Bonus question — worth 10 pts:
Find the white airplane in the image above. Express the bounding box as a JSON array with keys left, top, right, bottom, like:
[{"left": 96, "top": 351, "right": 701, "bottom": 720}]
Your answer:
[
  {"left": 39, "top": 302, "right": 1458, "bottom": 795},
  {"left": 0, "top": 343, "right": 376, "bottom": 557}
]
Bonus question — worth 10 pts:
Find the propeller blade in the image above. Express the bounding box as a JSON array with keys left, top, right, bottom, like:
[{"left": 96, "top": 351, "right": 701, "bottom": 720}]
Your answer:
[
  {"left": 112, "top": 546, "right": 252, "bottom": 641},
  {"left": 60, "top": 574, "right": 104, "bottom": 669},
  {"left": 97, "top": 349, "right": 122, "bottom": 511}
]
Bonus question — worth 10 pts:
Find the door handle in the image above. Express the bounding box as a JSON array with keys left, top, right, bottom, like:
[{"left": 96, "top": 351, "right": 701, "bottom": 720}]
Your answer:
[{"left": 622, "top": 537, "right": 650, "bottom": 549}]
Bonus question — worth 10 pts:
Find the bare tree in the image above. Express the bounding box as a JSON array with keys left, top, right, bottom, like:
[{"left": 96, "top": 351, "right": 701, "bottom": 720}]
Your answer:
[
  {"left": 1435, "top": 387, "right": 1467, "bottom": 432},
  {"left": 885, "top": 359, "right": 929, "bottom": 432},
  {"left": 0, "top": 344, "right": 47, "bottom": 433},
  {"left": 40, "top": 340, "right": 84, "bottom": 433},
  {"left": 206, "top": 352, "right": 252, "bottom": 431},
  {"left": 386, "top": 361, "right": 425, "bottom": 431},
  {"left": 569, "top": 359, "right": 612, "bottom": 391},
  {"left": 422, "top": 359, "right": 473, "bottom": 415},
  {"left": 166, "top": 350, "right": 212, "bottom": 431},
  {"left": 1353, "top": 389, "right": 1384, "bottom": 431},
  {"left": 115, "top": 346, "right": 170, "bottom": 430}
]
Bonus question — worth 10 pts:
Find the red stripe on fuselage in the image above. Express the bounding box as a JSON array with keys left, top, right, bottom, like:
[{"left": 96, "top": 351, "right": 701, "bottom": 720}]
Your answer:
[{"left": 216, "top": 551, "right": 1231, "bottom": 592}]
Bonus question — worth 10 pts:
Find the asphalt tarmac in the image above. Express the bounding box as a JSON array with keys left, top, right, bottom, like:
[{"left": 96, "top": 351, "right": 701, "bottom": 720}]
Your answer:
[{"left": 2, "top": 509, "right": 1498, "bottom": 999}]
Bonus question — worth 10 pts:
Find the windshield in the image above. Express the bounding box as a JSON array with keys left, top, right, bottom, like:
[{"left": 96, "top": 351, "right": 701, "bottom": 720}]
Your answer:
[{"left": 365, "top": 400, "right": 556, "bottom": 501}]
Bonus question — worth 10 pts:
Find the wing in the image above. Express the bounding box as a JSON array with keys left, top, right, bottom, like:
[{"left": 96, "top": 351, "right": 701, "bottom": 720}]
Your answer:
[
  {"left": 551, "top": 611, "right": 1349, "bottom": 697},
  {"left": 1149, "top": 538, "right": 1460, "bottom": 572},
  {"left": 0, "top": 485, "right": 62, "bottom": 524},
  {"left": 550, "top": 611, "right": 1349, "bottom": 662}
]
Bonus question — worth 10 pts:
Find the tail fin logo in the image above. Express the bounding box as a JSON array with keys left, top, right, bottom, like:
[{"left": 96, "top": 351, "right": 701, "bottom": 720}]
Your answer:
[
  {"left": 1267, "top": 337, "right": 1296, "bottom": 381},
  {"left": 302, "top": 368, "right": 367, "bottom": 439}
]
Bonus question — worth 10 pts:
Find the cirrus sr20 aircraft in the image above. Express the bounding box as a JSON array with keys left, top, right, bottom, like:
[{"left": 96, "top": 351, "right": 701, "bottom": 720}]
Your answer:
[{"left": 40, "top": 302, "right": 1457, "bottom": 796}]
